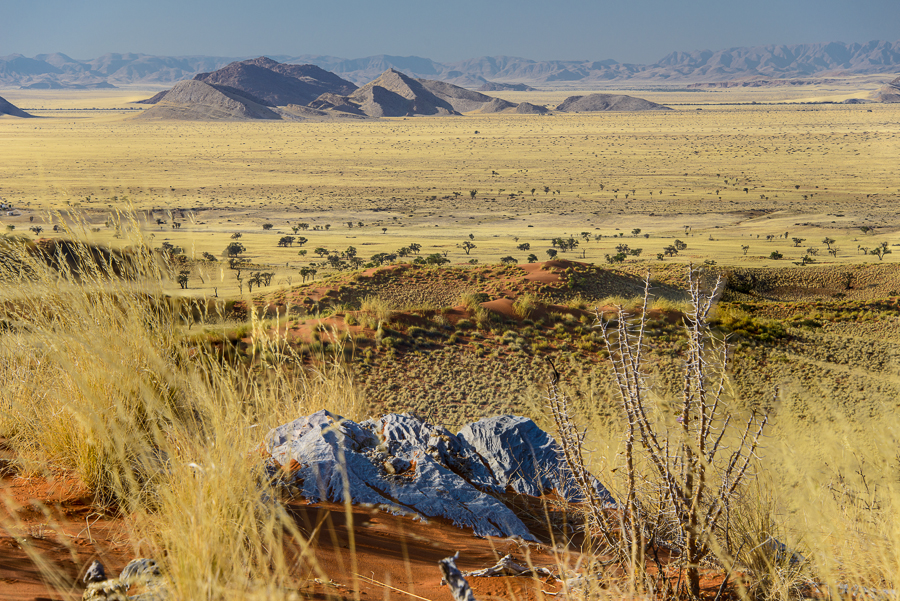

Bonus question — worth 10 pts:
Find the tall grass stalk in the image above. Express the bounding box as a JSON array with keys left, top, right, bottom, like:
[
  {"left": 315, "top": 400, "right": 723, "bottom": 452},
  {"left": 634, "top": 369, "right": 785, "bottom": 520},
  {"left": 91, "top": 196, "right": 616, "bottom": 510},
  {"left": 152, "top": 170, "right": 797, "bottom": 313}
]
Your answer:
[{"left": 0, "top": 229, "right": 364, "bottom": 599}]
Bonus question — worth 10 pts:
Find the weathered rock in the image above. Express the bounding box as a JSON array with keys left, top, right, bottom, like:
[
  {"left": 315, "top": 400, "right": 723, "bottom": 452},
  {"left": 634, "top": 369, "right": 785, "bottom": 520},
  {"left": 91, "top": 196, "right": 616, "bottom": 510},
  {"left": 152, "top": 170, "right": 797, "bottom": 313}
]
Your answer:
[
  {"left": 265, "top": 410, "right": 534, "bottom": 539},
  {"left": 439, "top": 553, "right": 477, "bottom": 601},
  {"left": 120, "top": 558, "right": 162, "bottom": 588},
  {"left": 82, "top": 580, "right": 127, "bottom": 600},
  {"left": 457, "top": 415, "right": 614, "bottom": 504},
  {"left": 83, "top": 560, "right": 106, "bottom": 584},
  {"left": 265, "top": 411, "right": 615, "bottom": 540}
]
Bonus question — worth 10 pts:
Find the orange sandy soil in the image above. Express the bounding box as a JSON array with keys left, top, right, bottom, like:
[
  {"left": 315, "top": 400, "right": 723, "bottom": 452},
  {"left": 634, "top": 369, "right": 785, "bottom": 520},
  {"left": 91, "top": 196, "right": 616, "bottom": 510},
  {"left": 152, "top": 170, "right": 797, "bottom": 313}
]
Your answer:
[
  {"left": 1, "top": 434, "right": 734, "bottom": 600},
  {"left": 0, "top": 439, "right": 133, "bottom": 601}
]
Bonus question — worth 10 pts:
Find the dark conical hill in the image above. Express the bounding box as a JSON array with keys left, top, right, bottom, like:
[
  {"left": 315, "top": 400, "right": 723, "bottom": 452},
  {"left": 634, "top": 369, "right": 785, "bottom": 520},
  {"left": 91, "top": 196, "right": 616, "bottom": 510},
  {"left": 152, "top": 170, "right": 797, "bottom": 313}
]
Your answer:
[
  {"left": 0, "top": 95, "right": 34, "bottom": 117},
  {"left": 138, "top": 57, "right": 358, "bottom": 107},
  {"left": 347, "top": 69, "right": 458, "bottom": 116}
]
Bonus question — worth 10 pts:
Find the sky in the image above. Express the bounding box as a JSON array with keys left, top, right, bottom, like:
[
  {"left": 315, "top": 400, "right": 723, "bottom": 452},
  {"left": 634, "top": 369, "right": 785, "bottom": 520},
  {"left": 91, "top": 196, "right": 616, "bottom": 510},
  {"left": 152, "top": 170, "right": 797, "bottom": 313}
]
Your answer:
[{"left": 2, "top": 0, "right": 898, "bottom": 63}]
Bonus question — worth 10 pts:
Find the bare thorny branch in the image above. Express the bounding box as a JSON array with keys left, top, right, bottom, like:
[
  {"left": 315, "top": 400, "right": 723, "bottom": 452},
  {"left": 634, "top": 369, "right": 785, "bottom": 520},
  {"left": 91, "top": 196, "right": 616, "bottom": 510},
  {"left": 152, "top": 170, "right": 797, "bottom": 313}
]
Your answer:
[{"left": 548, "top": 266, "right": 769, "bottom": 599}]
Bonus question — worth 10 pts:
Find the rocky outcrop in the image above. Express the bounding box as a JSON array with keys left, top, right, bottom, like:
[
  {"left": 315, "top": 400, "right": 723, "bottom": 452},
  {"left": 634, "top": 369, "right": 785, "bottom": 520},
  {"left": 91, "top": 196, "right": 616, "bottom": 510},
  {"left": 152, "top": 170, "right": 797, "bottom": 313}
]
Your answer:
[
  {"left": 135, "top": 80, "right": 281, "bottom": 121},
  {"left": 82, "top": 558, "right": 166, "bottom": 600},
  {"left": 556, "top": 93, "right": 671, "bottom": 112},
  {"left": 264, "top": 411, "right": 613, "bottom": 540}
]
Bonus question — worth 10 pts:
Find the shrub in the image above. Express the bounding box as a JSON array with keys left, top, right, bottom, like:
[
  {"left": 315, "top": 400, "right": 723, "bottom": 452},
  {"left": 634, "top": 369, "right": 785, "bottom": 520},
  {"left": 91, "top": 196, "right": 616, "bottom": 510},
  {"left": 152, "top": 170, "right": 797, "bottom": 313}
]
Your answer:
[
  {"left": 455, "top": 318, "right": 474, "bottom": 330},
  {"left": 512, "top": 293, "right": 539, "bottom": 319},
  {"left": 549, "top": 269, "right": 768, "bottom": 598}
]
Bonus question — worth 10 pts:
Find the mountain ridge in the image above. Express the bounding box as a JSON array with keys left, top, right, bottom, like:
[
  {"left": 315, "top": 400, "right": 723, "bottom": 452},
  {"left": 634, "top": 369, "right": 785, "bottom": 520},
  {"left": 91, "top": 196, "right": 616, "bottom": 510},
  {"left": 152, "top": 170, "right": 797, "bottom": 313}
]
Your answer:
[{"left": 2, "top": 40, "right": 899, "bottom": 89}]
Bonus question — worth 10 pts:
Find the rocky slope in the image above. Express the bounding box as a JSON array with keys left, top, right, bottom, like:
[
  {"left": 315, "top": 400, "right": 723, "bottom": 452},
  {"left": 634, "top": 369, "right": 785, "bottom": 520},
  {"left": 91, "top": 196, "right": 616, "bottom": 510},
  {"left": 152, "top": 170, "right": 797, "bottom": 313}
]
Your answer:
[
  {"left": 135, "top": 80, "right": 282, "bottom": 120},
  {"left": 875, "top": 75, "right": 900, "bottom": 102},
  {"left": 143, "top": 56, "right": 357, "bottom": 107},
  {"left": 556, "top": 93, "right": 671, "bottom": 112},
  {"left": 0, "top": 95, "right": 33, "bottom": 117}
]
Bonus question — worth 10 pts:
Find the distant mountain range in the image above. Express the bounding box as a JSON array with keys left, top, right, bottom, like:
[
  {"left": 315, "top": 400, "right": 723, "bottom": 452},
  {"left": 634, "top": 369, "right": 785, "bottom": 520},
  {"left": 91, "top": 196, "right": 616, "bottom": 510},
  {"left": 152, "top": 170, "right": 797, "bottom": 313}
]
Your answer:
[{"left": 2, "top": 40, "right": 899, "bottom": 89}]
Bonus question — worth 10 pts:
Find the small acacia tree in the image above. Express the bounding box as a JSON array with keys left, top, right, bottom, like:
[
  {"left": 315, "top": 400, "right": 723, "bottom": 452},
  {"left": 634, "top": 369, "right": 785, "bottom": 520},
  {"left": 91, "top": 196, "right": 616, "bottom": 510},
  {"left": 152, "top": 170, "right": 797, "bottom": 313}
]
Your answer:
[
  {"left": 870, "top": 241, "right": 892, "bottom": 261},
  {"left": 549, "top": 268, "right": 767, "bottom": 599}
]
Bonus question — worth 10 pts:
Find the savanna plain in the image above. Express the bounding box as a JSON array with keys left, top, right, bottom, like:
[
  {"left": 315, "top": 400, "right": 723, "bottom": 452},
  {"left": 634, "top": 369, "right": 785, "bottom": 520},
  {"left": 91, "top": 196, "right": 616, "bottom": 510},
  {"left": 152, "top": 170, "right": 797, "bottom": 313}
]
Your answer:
[{"left": 1, "top": 81, "right": 900, "bottom": 600}]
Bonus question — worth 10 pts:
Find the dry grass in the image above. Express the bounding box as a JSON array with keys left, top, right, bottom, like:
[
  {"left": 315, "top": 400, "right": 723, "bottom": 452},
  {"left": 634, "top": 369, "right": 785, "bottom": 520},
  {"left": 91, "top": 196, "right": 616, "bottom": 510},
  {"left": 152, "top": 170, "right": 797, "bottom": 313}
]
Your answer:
[{"left": 0, "top": 233, "right": 364, "bottom": 599}]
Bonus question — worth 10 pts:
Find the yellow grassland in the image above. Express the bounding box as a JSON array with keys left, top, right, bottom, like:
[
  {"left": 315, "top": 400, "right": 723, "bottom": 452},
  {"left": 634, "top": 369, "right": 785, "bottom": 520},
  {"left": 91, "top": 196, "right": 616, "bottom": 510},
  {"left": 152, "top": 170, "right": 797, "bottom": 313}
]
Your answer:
[{"left": 0, "top": 84, "right": 898, "bottom": 297}]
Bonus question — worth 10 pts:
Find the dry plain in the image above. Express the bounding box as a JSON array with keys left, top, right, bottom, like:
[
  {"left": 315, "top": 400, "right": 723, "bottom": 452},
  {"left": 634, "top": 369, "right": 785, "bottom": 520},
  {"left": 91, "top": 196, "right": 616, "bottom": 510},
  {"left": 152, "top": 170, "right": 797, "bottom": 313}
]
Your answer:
[
  {"left": 3, "top": 81, "right": 900, "bottom": 599},
  {"left": 1, "top": 84, "right": 899, "bottom": 298}
]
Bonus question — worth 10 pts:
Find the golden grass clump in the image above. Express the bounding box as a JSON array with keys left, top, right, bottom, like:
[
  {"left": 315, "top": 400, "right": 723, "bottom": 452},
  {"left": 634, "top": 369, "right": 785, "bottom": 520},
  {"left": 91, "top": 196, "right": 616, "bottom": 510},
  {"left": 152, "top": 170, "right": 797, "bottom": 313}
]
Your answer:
[{"left": 0, "top": 230, "right": 365, "bottom": 599}]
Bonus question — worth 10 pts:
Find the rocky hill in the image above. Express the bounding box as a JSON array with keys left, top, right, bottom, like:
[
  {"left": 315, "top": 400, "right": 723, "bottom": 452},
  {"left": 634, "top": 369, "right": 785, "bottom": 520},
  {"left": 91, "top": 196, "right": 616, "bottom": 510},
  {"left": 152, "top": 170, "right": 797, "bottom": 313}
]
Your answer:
[
  {"left": 345, "top": 69, "right": 459, "bottom": 116},
  {"left": 144, "top": 57, "right": 357, "bottom": 107},
  {"left": 875, "top": 75, "right": 900, "bottom": 102},
  {"left": 556, "top": 93, "right": 671, "bottom": 112},
  {"left": 4, "top": 40, "right": 900, "bottom": 88},
  {"left": 314, "top": 69, "right": 545, "bottom": 118},
  {"left": 0, "top": 95, "right": 33, "bottom": 117},
  {"left": 135, "top": 80, "right": 282, "bottom": 121}
]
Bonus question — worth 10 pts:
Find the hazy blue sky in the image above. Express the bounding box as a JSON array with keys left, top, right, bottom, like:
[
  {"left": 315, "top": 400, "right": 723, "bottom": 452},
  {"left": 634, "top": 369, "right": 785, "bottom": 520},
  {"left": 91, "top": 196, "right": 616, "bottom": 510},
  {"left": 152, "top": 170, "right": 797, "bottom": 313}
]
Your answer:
[{"left": 2, "top": 0, "right": 898, "bottom": 63}]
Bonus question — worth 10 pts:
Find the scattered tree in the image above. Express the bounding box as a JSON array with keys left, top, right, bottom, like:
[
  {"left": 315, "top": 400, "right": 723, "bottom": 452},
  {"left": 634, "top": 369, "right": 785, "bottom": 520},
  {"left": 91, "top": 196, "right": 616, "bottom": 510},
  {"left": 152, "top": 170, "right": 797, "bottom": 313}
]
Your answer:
[
  {"left": 277, "top": 236, "right": 295, "bottom": 247},
  {"left": 223, "top": 241, "right": 246, "bottom": 262},
  {"left": 546, "top": 249, "right": 558, "bottom": 260},
  {"left": 176, "top": 270, "right": 189, "bottom": 289},
  {"left": 500, "top": 256, "right": 517, "bottom": 265},
  {"left": 462, "top": 241, "right": 476, "bottom": 255},
  {"left": 870, "top": 242, "right": 892, "bottom": 261},
  {"left": 769, "top": 250, "right": 783, "bottom": 260},
  {"left": 517, "top": 242, "right": 531, "bottom": 251},
  {"left": 424, "top": 253, "right": 449, "bottom": 265},
  {"left": 792, "top": 237, "right": 806, "bottom": 247},
  {"left": 527, "top": 253, "right": 538, "bottom": 263},
  {"left": 741, "top": 245, "right": 750, "bottom": 255},
  {"left": 262, "top": 223, "right": 274, "bottom": 231}
]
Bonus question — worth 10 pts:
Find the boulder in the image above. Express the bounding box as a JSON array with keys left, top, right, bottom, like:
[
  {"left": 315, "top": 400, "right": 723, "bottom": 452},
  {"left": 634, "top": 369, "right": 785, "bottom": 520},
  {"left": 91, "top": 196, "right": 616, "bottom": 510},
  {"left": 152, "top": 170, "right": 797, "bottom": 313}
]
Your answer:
[
  {"left": 458, "top": 415, "right": 613, "bottom": 504},
  {"left": 264, "top": 411, "right": 615, "bottom": 540}
]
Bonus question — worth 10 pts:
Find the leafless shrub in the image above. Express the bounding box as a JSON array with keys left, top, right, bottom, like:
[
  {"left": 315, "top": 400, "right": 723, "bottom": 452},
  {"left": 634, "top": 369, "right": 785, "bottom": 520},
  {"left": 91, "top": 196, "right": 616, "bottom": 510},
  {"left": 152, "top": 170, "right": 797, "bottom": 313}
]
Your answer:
[{"left": 549, "top": 266, "right": 768, "bottom": 598}]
